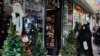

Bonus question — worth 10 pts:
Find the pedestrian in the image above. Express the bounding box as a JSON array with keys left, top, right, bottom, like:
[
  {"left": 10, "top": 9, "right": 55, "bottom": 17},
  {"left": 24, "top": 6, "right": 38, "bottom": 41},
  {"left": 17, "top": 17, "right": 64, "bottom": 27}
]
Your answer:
[
  {"left": 94, "top": 26, "right": 100, "bottom": 54},
  {"left": 93, "top": 23, "right": 99, "bottom": 37},
  {"left": 74, "top": 21, "right": 79, "bottom": 33},
  {"left": 76, "top": 24, "right": 85, "bottom": 56},
  {"left": 77, "top": 24, "right": 94, "bottom": 56},
  {"left": 74, "top": 22, "right": 82, "bottom": 33}
]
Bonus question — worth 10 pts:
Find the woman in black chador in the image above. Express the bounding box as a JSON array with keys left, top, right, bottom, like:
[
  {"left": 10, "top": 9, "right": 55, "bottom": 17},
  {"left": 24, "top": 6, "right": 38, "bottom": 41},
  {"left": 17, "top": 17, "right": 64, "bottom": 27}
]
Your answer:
[
  {"left": 77, "top": 24, "right": 93, "bottom": 56},
  {"left": 94, "top": 26, "right": 100, "bottom": 54}
]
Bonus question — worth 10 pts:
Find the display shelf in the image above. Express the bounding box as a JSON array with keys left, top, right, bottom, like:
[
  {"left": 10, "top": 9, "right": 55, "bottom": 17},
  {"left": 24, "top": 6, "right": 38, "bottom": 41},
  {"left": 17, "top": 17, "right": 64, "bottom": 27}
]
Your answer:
[{"left": 45, "top": 12, "right": 55, "bottom": 48}]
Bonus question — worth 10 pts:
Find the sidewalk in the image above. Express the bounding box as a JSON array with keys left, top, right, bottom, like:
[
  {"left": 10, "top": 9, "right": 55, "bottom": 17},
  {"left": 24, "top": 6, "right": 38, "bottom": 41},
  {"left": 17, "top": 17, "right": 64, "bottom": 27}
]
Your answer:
[
  {"left": 48, "top": 36, "right": 98, "bottom": 56},
  {"left": 92, "top": 37, "right": 100, "bottom": 56}
]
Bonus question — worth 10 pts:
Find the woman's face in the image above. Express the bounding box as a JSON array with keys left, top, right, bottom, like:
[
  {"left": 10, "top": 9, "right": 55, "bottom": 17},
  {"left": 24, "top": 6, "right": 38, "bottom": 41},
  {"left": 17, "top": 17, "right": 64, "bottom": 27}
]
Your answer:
[
  {"left": 96, "top": 24, "right": 99, "bottom": 27},
  {"left": 83, "top": 26, "right": 85, "bottom": 30}
]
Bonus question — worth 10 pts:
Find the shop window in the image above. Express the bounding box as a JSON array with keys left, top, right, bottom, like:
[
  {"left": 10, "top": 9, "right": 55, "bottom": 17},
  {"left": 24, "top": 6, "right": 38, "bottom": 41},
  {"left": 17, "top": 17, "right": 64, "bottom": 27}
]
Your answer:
[{"left": 0, "top": 0, "right": 45, "bottom": 49}]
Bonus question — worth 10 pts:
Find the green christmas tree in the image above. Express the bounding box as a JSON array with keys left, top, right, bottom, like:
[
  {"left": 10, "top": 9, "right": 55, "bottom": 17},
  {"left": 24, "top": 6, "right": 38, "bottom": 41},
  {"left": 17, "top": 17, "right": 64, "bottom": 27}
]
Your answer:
[
  {"left": 2, "top": 22, "right": 24, "bottom": 56},
  {"left": 62, "top": 30, "right": 77, "bottom": 56},
  {"left": 30, "top": 33, "right": 47, "bottom": 56},
  {"left": 28, "top": 25, "right": 47, "bottom": 56}
]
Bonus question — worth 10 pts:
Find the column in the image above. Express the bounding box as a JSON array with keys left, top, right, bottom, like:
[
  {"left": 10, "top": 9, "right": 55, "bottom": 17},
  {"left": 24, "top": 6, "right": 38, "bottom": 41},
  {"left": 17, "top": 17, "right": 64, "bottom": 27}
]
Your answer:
[{"left": 73, "top": 3, "right": 75, "bottom": 29}]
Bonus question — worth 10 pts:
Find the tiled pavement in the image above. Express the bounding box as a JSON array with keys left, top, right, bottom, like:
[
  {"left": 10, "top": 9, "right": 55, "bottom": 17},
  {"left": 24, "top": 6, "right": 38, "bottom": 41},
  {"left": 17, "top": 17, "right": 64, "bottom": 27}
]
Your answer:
[
  {"left": 92, "top": 37, "right": 100, "bottom": 56},
  {"left": 48, "top": 37, "right": 99, "bottom": 56}
]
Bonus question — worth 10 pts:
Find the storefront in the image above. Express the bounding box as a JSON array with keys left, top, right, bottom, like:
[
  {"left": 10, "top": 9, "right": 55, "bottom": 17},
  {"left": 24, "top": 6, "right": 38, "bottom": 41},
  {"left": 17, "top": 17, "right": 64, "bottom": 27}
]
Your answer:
[
  {"left": 45, "top": 0, "right": 62, "bottom": 55},
  {"left": 61, "top": 0, "right": 74, "bottom": 46},
  {"left": 0, "top": 0, "right": 62, "bottom": 55},
  {"left": 0, "top": 0, "right": 45, "bottom": 53},
  {"left": 0, "top": 0, "right": 96, "bottom": 55},
  {"left": 73, "top": 0, "right": 96, "bottom": 30},
  {"left": 61, "top": 0, "right": 96, "bottom": 47},
  {"left": 74, "top": 5, "right": 89, "bottom": 25}
]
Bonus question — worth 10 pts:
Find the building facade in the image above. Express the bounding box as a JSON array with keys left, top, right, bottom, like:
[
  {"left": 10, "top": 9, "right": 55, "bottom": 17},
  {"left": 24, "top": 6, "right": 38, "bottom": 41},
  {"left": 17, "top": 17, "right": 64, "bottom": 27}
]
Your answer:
[
  {"left": 0, "top": 0, "right": 96, "bottom": 56},
  {"left": 61, "top": 0, "right": 96, "bottom": 47}
]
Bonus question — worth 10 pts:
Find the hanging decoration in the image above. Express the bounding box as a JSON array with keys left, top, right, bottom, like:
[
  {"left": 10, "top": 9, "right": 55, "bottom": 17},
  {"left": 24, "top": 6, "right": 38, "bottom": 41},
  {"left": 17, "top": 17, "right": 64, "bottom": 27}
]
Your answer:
[{"left": 22, "top": 34, "right": 29, "bottom": 42}]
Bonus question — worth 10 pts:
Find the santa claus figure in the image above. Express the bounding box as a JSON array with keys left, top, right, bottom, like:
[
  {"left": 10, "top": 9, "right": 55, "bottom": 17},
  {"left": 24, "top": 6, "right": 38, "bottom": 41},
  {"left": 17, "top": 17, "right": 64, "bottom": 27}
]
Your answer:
[{"left": 11, "top": 2, "right": 24, "bottom": 35}]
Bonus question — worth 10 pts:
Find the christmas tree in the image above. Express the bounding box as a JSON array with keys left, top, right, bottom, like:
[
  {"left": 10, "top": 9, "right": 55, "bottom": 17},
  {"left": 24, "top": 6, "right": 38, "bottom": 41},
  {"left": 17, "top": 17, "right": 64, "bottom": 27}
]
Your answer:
[
  {"left": 28, "top": 25, "right": 47, "bottom": 56},
  {"left": 62, "top": 30, "right": 77, "bottom": 56},
  {"left": 2, "top": 22, "right": 24, "bottom": 56}
]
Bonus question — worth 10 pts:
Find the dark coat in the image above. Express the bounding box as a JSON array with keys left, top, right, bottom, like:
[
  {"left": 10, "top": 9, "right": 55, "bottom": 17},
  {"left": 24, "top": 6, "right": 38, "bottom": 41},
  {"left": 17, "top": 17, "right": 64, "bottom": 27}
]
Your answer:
[
  {"left": 94, "top": 27, "right": 100, "bottom": 46},
  {"left": 77, "top": 24, "right": 93, "bottom": 56},
  {"left": 77, "top": 24, "right": 92, "bottom": 42}
]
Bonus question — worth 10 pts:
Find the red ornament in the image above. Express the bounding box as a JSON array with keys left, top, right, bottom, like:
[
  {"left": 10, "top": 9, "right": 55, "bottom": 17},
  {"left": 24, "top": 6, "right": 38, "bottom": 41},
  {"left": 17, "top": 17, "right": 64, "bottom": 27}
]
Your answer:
[{"left": 21, "top": 34, "right": 29, "bottom": 42}]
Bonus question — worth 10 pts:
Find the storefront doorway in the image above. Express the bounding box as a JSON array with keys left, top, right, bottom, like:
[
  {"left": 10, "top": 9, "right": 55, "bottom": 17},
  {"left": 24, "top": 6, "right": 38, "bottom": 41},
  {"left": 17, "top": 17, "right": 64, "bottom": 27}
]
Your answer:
[{"left": 45, "top": 0, "right": 61, "bottom": 55}]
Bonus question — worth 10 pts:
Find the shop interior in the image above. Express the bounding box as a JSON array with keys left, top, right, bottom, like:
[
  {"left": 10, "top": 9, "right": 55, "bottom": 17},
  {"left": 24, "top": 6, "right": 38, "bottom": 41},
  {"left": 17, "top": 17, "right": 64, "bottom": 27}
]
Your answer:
[{"left": 45, "top": 0, "right": 61, "bottom": 55}]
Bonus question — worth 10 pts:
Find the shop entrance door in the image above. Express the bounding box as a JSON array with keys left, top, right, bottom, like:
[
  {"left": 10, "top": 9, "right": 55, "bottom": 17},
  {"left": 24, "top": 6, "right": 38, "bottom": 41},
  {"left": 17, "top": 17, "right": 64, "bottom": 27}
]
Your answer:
[{"left": 45, "top": 0, "right": 61, "bottom": 55}]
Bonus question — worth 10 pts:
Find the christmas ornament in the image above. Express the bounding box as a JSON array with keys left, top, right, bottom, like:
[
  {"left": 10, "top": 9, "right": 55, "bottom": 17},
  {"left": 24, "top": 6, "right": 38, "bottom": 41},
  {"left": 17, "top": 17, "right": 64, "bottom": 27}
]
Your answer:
[
  {"left": 22, "top": 34, "right": 29, "bottom": 42},
  {"left": 24, "top": 18, "right": 32, "bottom": 33}
]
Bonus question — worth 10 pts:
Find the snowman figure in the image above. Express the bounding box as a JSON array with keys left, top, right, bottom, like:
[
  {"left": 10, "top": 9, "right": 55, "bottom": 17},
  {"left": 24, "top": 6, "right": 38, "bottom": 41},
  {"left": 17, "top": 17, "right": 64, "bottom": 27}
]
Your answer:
[{"left": 11, "top": 2, "right": 24, "bottom": 35}]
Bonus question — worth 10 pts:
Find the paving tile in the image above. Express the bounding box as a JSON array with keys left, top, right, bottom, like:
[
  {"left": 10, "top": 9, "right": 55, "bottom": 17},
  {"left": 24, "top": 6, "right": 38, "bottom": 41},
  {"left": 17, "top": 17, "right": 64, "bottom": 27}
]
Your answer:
[{"left": 92, "top": 37, "right": 100, "bottom": 56}]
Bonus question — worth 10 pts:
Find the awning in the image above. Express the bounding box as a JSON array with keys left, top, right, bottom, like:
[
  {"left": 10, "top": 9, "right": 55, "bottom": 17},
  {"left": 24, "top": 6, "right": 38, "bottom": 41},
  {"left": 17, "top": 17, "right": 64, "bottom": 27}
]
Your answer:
[{"left": 73, "top": 0, "right": 96, "bottom": 14}]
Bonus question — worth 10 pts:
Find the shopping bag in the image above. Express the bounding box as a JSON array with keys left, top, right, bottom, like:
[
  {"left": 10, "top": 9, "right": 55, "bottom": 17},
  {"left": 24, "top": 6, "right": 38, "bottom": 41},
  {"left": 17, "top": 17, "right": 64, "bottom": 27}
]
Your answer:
[{"left": 83, "top": 41, "right": 88, "bottom": 50}]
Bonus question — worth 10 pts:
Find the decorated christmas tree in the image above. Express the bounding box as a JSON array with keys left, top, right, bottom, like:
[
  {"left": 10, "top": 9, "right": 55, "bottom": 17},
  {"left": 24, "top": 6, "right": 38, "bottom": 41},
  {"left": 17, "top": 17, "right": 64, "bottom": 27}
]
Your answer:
[
  {"left": 2, "top": 22, "right": 24, "bottom": 56},
  {"left": 27, "top": 25, "right": 47, "bottom": 56},
  {"left": 62, "top": 30, "right": 77, "bottom": 56},
  {"left": 30, "top": 33, "right": 47, "bottom": 56}
]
